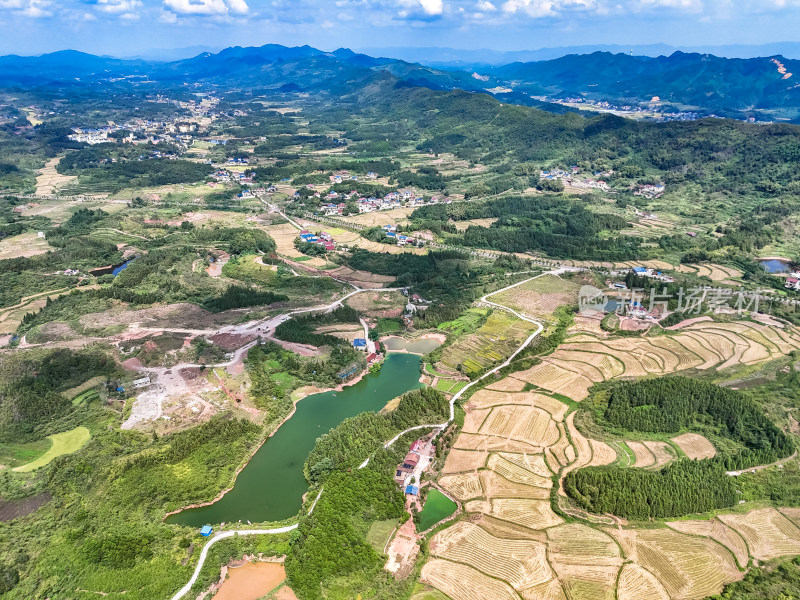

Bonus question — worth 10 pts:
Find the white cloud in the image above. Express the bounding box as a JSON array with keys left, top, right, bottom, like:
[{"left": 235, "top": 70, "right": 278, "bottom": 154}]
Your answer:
[
  {"left": 97, "top": 0, "right": 142, "bottom": 14},
  {"left": 0, "top": 0, "right": 51, "bottom": 17},
  {"left": 163, "top": 0, "right": 248, "bottom": 16},
  {"left": 501, "top": 0, "right": 557, "bottom": 16},
  {"left": 419, "top": 0, "right": 444, "bottom": 13}
]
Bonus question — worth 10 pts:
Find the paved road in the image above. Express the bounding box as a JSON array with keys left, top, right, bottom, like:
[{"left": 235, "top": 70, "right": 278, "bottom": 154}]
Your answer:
[
  {"left": 169, "top": 488, "right": 323, "bottom": 600},
  {"left": 360, "top": 270, "right": 580, "bottom": 466}
]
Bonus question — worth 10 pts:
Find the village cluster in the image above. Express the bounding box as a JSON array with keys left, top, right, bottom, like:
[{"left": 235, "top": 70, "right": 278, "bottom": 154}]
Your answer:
[
  {"left": 539, "top": 166, "right": 666, "bottom": 197},
  {"left": 68, "top": 94, "right": 224, "bottom": 146}
]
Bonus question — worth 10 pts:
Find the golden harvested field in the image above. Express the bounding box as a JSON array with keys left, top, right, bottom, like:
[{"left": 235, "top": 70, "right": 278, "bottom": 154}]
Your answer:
[
  {"left": 666, "top": 518, "right": 750, "bottom": 568},
  {"left": 617, "top": 563, "right": 670, "bottom": 600},
  {"left": 718, "top": 508, "right": 800, "bottom": 561},
  {"left": 479, "top": 405, "right": 560, "bottom": 448},
  {"left": 490, "top": 274, "right": 580, "bottom": 320},
  {"left": 480, "top": 470, "right": 551, "bottom": 499},
  {"left": 0, "top": 232, "right": 54, "bottom": 260},
  {"left": 671, "top": 433, "right": 716, "bottom": 459},
  {"left": 515, "top": 320, "right": 800, "bottom": 394},
  {"left": 589, "top": 439, "right": 617, "bottom": 466},
  {"left": 454, "top": 432, "right": 541, "bottom": 454},
  {"left": 547, "top": 524, "right": 621, "bottom": 600},
  {"left": 441, "top": 449, "right": 488, "bottom": 474},
  {"left": 462, "top": 407, "right": 492, "bottom": 433},
  {"left": 422, "top": 315, "right": 800, "bottom": 600},
  {"left": 485, "top": 377, "right": 526, "bottom": 392},
  {"left": 421, "top": 559, "right": 520, "bottom": 600},
  {"left": 487, "top": 453, "right": 552, "bottom": 488},
  {"left": 439, "top": 472, "right": 483, "bottom": 501},
  {"left": 35, "top": 155, "right": 77, "bottom": 195},
  {"left": 643, "top": 441, "right": 675, "bottom": 469},
  {"left": 338, "top": 206, "right": 414, "bottom": 227},
  {"left": 453, "top": 217, "right": 498, "bottom": 232},
  {"left": 627, "top": 440, "right": 656, "bottom": 468},
  {"left": 486, "top": 498, "right": 564, "bottom": 530},
  {"left": 430, "top": 522, "right": 554, "bottom": 589},
  {"left": 607, "top": 527, "right": 742, "bottom": 599}
]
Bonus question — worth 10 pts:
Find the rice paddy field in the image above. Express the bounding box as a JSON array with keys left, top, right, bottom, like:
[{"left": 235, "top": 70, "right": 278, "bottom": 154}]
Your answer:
[{"left": 422, "top": 313, "right": 800, "bottom": 600}]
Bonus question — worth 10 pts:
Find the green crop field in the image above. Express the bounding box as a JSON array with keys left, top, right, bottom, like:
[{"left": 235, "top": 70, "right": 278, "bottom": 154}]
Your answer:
[
  {"left": 13, "top": 427, "right": 92, "bottom": 473},
  {"left": 366, "top": 519, "right": 399, "bottom": 554}
]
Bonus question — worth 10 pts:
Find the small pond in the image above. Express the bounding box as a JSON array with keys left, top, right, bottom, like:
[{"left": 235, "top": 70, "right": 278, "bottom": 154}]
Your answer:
[
  {"left": 381, "top": 336, "right": 443, "bottom": 355},
  {"left": 417, "top": 489, "right": 457, "bottom": 531},
  {"left": 759, "top": 258, "right": 792, "bottom": 274},
  {"left": 112, "top": 258, "right": 136, "bottom": 276}
]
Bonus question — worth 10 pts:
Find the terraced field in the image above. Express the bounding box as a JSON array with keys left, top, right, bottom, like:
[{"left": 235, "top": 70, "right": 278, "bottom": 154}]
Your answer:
[
  {"left": 423, "top": 315, "right": 800, "bottom": 600},
  {"left": 437, "top": 311, "right": 537, "bottom": 377},
  {"left": 507, "top": 320, "right": 800, "bottom": 400}
]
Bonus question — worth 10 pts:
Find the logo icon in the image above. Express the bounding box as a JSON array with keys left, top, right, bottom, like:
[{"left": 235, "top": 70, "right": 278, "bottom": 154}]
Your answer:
[{"left": 578, "top": 285, "right": 608, "bottom": 315}]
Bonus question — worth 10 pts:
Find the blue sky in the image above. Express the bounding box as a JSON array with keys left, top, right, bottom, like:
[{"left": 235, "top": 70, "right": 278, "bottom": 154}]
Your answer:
[{"left": 0, "top": 0, "right": 799, "bottom": 57}]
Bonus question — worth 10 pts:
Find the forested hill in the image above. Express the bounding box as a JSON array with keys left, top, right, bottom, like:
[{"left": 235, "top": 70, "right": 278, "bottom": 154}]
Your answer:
[
  {"left": 3, "top": 44, "right": 800, "bottom": 120},
  {"left": 345, "top": 83, "right": 800, "bottom": 207},
  {"left": 494, "top": 51, "right": 800, "bottom": 118}
]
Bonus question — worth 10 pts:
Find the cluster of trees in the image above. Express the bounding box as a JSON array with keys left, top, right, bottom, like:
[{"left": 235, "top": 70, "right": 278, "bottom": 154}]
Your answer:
[
  {"left": 411, "top": 196, "right": 638, "bottom": 260},
  {"left": 57, "top": 147, "right": 213, "bottom": 193},
  {"left": 566, "top": 460, "right": 736, "bottom": 520},
  {"left": 274, "top": 305, "right": 360, "bottom": 348},
  {"left": 0, "top": 348, "right": 117, "bottom": 442},
  {"left": 284, "top": 470, "right": 405, "bottom": 600},
  {"left": 286, "top": 388, "right": 449, "bottom": 599},
  {"left": 710, "top": 556, "right": 800, "bottom": 600},
  {"left": 565, "top": 377, "right": 793, "bottom": 519},
  {"left": 305, "top": 387, "right": 449, "bottom": 484},
  {"left": 602, "top": 377, "right": 793, "bottom": 469},
  {"left": 203, "top": 285, "right": 288, "bottom": 312}
]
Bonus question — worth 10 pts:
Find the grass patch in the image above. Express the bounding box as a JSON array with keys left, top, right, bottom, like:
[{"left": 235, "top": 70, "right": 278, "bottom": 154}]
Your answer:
[
  {"left": 366, "top": 518, "right": 399, "bottom": 554},
  {"left": 293, "top": 256, "right": 313, "bottom": 262},
  {"left": 0, "top": 438, "right": 51, "bottom": 468},
  {"left": 376, "top": 318, "right": 402, "bottom": 334},
  {"left": 13, "top": 426, "right": 91, "bottom": 473}
]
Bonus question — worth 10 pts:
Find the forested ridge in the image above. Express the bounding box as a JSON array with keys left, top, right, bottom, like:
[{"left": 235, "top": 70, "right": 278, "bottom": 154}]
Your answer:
[
  {"left": 565, "top": 377, "right": 794, "bottom": 519},
  {"left": 410, "top": 196, "right": 638, "bottom": 259}
]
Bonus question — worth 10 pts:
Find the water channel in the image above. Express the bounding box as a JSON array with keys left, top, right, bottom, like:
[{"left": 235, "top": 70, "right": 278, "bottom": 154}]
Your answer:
[{"left": 166, "top": 353, "right": 423, "bottom": 526}]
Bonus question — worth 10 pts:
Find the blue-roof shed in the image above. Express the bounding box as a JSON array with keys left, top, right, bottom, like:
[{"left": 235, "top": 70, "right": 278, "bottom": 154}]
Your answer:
[
  {"left": 405, "top": 485, "right": 419, "bottom": 496},
  {"left": 353, "top": 339, "right": 367, "bottom": 348},
  {"left": 200, "top": 525, "right": 213, "bottom": 536},
  {"left": 633, "top": 267, "right": 647, "bottom": 274}
]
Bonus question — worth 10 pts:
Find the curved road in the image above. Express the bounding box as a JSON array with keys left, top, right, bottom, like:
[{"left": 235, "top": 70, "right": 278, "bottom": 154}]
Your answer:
[
  {"left": 169, "top": 488, "right": 323, "bottom": 600},
  {"left": 170, "top": 268, "right": 571, "bottom": 598},
  {"left": 361, "top": 269, "right": 576, "bottom": 466}
]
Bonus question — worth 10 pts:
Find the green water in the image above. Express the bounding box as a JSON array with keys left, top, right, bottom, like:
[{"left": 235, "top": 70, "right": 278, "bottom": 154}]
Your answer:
[
  {"left": 417, "top": 489, "right": 457, "bottom": 531},
  {"left": 166, "top": 353, "right": 422, "bottom": 526}
]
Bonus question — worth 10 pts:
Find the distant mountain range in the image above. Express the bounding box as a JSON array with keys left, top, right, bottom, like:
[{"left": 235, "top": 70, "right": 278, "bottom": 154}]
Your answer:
[
  {"left": 1, "top": 44, "right": 799, "bottom": 122},
  {"left": 360, "top": 43, "right": 800, "bottom": 68}
]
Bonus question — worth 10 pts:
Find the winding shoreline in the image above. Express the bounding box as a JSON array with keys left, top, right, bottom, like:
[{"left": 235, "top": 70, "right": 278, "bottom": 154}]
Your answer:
[{"left": 163, "top": 362, "right": 372, "bottom": 522}]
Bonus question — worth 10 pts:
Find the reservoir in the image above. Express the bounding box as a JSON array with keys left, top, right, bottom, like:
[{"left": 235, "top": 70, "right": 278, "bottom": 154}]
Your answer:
[
  {"left": 166, "top": 353, "right": 423, "bottom": 526},
  {"left": 759, "top": 258, "right": 792, "bottom": 274}
]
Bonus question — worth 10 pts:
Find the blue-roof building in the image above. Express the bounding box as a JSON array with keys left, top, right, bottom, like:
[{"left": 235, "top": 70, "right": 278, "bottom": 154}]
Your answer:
[
  {"left": 200, "top": 525, "right": 213, "bottom": 537},
  {"left": 633, "top": 267, "right": 648, "bottom": 274},
  {"left": 353, "top": 339, "right": 367, "bottom": 349},
  {"left": 405, "top": 485, "right": 419, "bottom": 496}
]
